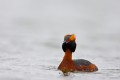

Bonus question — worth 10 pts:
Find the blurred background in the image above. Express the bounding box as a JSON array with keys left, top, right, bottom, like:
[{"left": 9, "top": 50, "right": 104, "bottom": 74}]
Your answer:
[{"left": 0, "top": 0, "right": 120, "bottom": 80}]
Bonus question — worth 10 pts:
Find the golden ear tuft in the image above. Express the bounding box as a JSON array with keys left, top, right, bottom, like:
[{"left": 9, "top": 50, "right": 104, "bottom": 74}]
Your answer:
[{"left": 69, "top": 34, "right": 76, "bottom": 41}]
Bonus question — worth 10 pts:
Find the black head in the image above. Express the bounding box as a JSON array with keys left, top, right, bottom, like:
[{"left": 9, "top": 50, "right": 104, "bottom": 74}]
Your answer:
[{"left": 62, "top": 34, "right": 76, "bottom": 52}]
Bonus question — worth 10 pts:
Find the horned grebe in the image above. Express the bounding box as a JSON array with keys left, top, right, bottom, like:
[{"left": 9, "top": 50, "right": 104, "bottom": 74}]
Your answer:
[{"left": 58, "top": 34, "right": 98, "bottom": 73}]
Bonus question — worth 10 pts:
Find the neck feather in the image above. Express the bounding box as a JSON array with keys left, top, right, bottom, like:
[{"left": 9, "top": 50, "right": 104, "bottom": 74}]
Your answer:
[{"left": 63, "top": 49, "right": 72, "bottom": 61}]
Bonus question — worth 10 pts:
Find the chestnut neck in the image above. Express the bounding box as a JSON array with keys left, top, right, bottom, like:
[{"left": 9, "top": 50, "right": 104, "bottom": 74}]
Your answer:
[{"left": 63, "top": 49, "right": 72, "bottom": 61}]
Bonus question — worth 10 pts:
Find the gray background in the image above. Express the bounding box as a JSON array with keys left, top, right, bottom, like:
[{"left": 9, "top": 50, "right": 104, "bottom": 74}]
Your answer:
[{"left": 0, "top": 0, "right": 120, "bottom": 80}]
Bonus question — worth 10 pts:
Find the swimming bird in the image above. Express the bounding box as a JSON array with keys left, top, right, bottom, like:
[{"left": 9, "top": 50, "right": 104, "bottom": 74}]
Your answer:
[{"left": 58, "top": 34, "right": 98, "bottom": 73}]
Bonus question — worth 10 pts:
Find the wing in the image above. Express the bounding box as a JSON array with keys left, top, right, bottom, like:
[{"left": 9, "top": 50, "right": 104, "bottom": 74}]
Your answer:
[{"left": 73, "top": 59, "right": 91, "bottom": 66}]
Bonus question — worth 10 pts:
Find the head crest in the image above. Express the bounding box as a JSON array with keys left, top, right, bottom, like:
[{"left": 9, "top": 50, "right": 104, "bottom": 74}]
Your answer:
[{"left": 64, "top": 34, "right": 76, "bottom": 42}]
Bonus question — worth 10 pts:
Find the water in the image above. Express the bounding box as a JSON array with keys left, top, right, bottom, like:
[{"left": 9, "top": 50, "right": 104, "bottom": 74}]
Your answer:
[{"left": 0, "top": 0, "right": 120, "bottom": 80}]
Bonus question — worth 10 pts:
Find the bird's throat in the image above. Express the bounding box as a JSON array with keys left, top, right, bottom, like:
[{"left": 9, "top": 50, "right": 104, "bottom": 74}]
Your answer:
[{"left": 63, "top": 49, "right": 72, "bottom": 61}]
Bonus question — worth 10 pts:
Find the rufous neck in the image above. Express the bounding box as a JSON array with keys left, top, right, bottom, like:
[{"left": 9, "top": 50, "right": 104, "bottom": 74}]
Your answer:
[{"left": 63, "top": 49, "right": 72, "bottom": 61}]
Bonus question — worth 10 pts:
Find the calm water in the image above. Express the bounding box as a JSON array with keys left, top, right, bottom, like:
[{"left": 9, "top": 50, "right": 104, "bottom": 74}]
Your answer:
[{"left": 0, "top": 0, "right": 120, "bottom": 80}]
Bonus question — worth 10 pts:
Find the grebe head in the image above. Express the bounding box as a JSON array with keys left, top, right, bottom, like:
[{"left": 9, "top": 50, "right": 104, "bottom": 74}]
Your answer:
[{"left": 62, "top": 34, "right": 76, "bottom": 52}]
